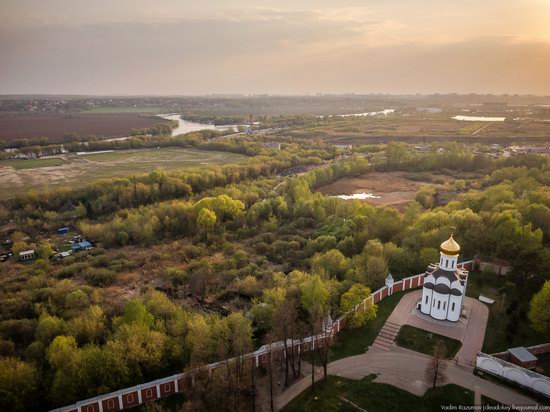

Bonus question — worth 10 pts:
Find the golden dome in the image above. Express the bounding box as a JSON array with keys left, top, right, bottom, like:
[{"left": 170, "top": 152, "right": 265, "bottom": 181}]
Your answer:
[{"left": 440, "top": 235, "right": 460, "bottom": 255}]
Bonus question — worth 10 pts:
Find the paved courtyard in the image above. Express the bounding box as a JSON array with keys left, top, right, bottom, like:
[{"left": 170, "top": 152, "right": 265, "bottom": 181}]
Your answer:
[
  {"left": 377, "top": 289, "right": 489, "bottom": 367},
  {"left": 275, "top": 290, "right": 535, "bottom": 411}
]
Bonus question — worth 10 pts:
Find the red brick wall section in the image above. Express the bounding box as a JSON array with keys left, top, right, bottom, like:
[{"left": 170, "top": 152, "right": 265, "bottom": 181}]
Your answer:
[
  {"left": 393, "top": 281, "right": 403, "bottom": 292},
  {"left": 141, "top": 387, "right": 158, "bottom": 403},
  {"left": 80, "top": 403, "right": 100, "bottom": 412},
  {"left": 526, "top": 343, "right": 550, "bottom": 356},
  {"left": 373, "top": 291, "right": 380, "bottom": 304},
  {"left": 419, "top": 275, "right": 424, "bottom": 286},
  {"left": 160, "top": 381, "right": 175, "bottom": 397},
  {"left": 122, "top": 392, "right": 140, "bottom": 408},
  {"left": 381, "top": 287, "right": 387, "bottom": 299},
  {"left": 102, "top": 397, "right": 121, "bottom": 412}
]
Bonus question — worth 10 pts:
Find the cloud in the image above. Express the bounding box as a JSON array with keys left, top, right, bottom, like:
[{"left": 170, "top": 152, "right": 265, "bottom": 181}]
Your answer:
[{"left": 0, "top": 4, "right": 549, "bottom": 95}]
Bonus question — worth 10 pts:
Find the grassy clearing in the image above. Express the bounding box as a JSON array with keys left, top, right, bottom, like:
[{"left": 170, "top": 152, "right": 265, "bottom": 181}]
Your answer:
[
  {"left": 0, "top": 157, "right": 67, "bottom": 169},
  {"left": 328, "top": 291, "right": 405, "bottom": 361},
  {"left": 0, "top": 148, "right": 247, "bottom": 199},
  {"left": 396, "top": 325, "right": 461, "bottom": 358},
  {"left": 282, "top": 375, "right": 474, "bottom": 412},
  {"left": 465, "top": 271, "right": 546, "bottom": 354}
]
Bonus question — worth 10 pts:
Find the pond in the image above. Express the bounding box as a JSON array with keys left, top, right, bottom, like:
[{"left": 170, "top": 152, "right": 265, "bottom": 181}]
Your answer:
[{"left": 335, "top": 192, "right": 382, "bottom": 200}]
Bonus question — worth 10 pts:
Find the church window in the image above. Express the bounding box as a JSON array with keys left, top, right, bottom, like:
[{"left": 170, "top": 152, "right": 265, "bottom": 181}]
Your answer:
[
  {"left": 452, "top": 302, "right": 456, "bottom": 311},
  {"left": 437, "top": 301, "right": 441, "bottom": 309},
  {"left": 433, "top": 300, "right": 435, "bottom": 307},
  {"left": 443, "top": 302, "right": 446, "bottom": 310},
  {"left": 425, "top": 295, "right": 429, "bottom": 304}
]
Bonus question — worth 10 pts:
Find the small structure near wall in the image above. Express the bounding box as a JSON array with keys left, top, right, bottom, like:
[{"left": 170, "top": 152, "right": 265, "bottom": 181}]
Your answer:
[
  {"left": 507, "top": 347, "right": 538, "bottom": 370},
  {"left": 19, "top": 249, "right": 35, "bottom": 261},
  {"left": 420, "top": 235, "right": 469, "bottom": 322}
]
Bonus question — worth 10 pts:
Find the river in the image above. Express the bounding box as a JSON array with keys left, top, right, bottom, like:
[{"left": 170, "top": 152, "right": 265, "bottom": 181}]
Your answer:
[{"left": 157, "top": 114, "right": 238, "bottom": 136}]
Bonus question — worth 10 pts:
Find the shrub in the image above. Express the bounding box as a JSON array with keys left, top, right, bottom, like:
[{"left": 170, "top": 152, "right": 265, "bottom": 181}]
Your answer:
[{"left": 83, "top": 268, "right": 117, "bottom": 286}]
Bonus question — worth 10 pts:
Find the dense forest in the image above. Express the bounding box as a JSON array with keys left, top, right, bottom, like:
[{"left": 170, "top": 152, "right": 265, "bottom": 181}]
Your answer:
[{"left": 2, "top": 137, "right": 550, "bottom": 411}]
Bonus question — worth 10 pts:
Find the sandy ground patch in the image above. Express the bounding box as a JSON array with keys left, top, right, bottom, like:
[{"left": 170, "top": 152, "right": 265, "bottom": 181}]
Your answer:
[{"left": 316, "top": 171, "right": 450, "bottom": 208}]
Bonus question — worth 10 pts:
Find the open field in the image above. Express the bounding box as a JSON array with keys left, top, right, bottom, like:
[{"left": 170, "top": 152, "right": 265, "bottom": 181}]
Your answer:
[
  {"left": 315, "top": 171, "right": 453, "bottom": 209},
  {"left": 80, "top": 107, "right": 166, "bottom": 114},
  {"left": 291, "top": 114, "right": 550, "bottom": 144},
  {"left": 0, "top": 147, "right": 246, "bottom": 199},
  {"left": 0, "top": 113, "right": 169, "bottom": 143},
  {"left": 0, "top": 157, "right": 67, "bottom": 169}
]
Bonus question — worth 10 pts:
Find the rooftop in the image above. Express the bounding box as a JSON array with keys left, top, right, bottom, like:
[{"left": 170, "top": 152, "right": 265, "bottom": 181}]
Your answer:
[{"left": 508, "top": 347, "right": 538, "bottom": 363}]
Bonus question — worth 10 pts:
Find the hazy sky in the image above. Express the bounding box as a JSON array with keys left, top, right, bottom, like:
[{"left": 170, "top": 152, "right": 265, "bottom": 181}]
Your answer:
[{"left": 1, "top": 0, "right": 550, "bottom": 95}]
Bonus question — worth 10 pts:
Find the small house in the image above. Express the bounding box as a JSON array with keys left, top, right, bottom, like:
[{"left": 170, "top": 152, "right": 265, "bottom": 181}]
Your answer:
[
  {"left": 19, "top": 250, "right": 35, "bottom": 261},
  {"left": 71, "top": 241, "right": 93, "bottom": 252},
  {"left": 57, "top": 227, "right": 69, "bottom": 235}
]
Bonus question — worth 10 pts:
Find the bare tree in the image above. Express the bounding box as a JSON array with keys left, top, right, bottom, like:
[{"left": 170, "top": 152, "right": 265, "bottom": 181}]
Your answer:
[{"left": 425, "top": 340, "right": 447, "bottom": 390}]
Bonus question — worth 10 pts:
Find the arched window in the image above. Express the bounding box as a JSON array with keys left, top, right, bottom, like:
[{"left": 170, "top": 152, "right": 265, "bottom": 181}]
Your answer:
[
  {"left": 437, "top": 301, "right": 441, "bottom": 310},
  {"left": 452, "top": 302, "right": 456, "bottom": 311}
]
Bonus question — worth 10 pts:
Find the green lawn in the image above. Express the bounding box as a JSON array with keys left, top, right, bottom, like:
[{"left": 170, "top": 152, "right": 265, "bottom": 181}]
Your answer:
[
  {"left": 396, "top": 325, "right": 461, "bottom": 358},
  {"left": 465, "top": 271, "right": 546, "bottom": 353},
  {"left": 328, "top": 291, "right": 405, "bottom": 361},
  {"left": 283, "top": 375, "right": 474, "bottom": 412},
  {"left": 0, "top": 157, "right": 67, "bottom": 169}
]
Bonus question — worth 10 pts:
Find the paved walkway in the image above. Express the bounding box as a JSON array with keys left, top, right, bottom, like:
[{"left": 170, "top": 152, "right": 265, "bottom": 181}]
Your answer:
[
  {"left": 276, "top": 347, "right": 539, "bottom": 410},
  {"left": 275, "top": 291, "right": 536, "bottom": 411}
]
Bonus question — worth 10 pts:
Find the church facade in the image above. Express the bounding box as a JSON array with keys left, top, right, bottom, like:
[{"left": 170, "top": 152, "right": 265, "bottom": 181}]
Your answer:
[{"left": 420, "top": 235, "right": 468, "bottom": 322}]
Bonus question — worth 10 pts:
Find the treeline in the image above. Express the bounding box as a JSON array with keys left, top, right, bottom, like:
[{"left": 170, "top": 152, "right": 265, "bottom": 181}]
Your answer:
[
  {"left": 129, "top": 121, "right": 178, "bottom": 137},
  {"left": 7, "top": 143, "right": 335, "bottom": 232}
]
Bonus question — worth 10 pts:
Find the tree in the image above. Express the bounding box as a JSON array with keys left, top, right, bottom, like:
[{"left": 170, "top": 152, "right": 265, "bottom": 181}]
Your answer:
[
  {"left": 188, "top": 259, "right": 214, "bottom": 303},
  {"left": 300, "top": 275, "right": 330, "bottom": 385},
  {"left": 366, "top": 255, "right": 388, "bottom": 287},
  {"left": 37, "top": 240, "right": 53, "bottom": 259},
  {"left": 35, "top": 315, "right": 65, "bottom": 346},
  {"left": 529, "top": 280, "right": 550, "bottom": 337},
  {"left": 425, "top": 340, "right": 447, "bottom": 390},
  {"left": 197, "top": 207, "right": 217, "bottom": 233},
  {"left": 340, "top": 284, "right": 377, "bottom": 328},
  {"left": 310, "top": 249, "right": 349, "bottom": 280},
  {"left": 0, "top": 358, "right": 38, "bottom": 412},
  {"left": 385, "top": 142, "right": 409, "bottom": 166}
]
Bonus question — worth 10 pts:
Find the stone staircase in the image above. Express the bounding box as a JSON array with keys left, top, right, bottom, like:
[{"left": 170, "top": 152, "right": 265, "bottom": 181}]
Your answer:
[{"left": 372, "top": 320, "right": 401, "bottom": 351}]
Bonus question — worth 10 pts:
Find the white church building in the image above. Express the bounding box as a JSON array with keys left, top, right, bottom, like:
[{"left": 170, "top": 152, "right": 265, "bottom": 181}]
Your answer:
[{"left": 420, "top": 235, "right": 469, "bottom": 322}]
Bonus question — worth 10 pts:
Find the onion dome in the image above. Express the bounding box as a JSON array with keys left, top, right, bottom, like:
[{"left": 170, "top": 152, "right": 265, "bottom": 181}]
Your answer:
[{"left": 440, "top": 235, "right": 460, "bottom": 255}]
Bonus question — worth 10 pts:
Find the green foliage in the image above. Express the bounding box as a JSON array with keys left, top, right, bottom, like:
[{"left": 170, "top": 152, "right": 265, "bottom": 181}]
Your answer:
[
  {"left": 340, "top": 284, "right": 377, "bottom": 328},
  {"left": 0, "top": 357, "right": 39, "bottom": 412},
  {"left": 529, "top": 280, "right": 550, "bottom": 337}
]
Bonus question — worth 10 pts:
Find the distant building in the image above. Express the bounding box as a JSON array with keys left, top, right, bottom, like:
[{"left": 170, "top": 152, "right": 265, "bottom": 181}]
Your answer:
[
  {"left": 57, "top": 227, "right": 69, "bottom": 235},
  {"left": 71, "top": 240, "right": 93, "bottom": 252},
  {"left": 19, "top": 249, "right": 35, "bottom": 261},
  {"left": 334, "top": 144, "right": 353, "bottom": 151}
]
